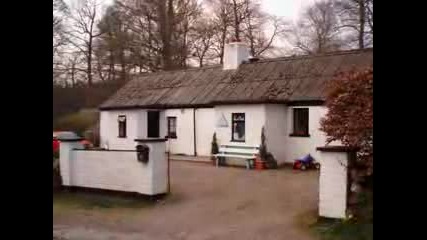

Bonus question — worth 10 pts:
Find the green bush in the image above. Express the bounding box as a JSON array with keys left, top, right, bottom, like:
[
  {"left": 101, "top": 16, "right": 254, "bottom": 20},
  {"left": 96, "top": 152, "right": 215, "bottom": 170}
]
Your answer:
[{"left": 54, "top": 110, "right": 98, "bottom": 136}]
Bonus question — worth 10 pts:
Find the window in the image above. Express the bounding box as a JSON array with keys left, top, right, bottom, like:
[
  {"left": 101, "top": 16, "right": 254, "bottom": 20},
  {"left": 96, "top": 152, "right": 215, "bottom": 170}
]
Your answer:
[
  {"left": 167, "top": 117, "right": 177, "bottom": 138},
  {"left": 118, "top": 115, "right": 127, "bottom": 138},
  {"left": 232, "top": 113, "right": 245, "bottom": 142},
  {"left": 291, "top": 108, "right": 309, "bottom": 137}
]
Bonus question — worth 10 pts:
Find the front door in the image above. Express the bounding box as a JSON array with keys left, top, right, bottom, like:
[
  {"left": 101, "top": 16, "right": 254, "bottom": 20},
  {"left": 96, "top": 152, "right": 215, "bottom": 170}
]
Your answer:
[{"left": 147, "top": 111, "right": 160, "bottom": 138}]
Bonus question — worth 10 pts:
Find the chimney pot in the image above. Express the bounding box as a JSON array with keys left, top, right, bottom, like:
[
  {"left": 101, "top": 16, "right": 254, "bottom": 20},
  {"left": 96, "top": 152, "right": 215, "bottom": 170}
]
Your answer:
[{"left": 223, "top": 42, "right": 249, "bottom": 70}]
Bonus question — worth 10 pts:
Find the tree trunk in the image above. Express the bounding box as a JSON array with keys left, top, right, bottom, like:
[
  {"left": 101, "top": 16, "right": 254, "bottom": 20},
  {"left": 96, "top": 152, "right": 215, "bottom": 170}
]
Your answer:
[
  {"left": 108, "top": 48, "right": 114, "bottom": 81},
  {"left": 120, "top": 49, "right": 126, "bottom": 82},
  {"left": 358, "top": 0, "right": 365, "bottom": 49},
  {"left": 219, "top": 27, "right": 227, "bottom": 64},
  {"left": 232, "top": 0, "right": 240, "bottom": 41},
  {"left": 71, "top": 63, "right": 76, "bottom": 88},
  {"left": 87, "top": 37, "right": 93, "bottom": 86},
  {"left": 159, "top": 0, "right": 175, "bottom": 70}
]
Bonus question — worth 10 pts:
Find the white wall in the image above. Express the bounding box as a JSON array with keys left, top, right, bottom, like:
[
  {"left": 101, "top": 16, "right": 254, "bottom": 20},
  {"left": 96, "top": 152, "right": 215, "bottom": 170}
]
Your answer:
[
  {"left": 318, "top": 151, "right": 348, "bottom": 219},
  {"left": 101, "top": 108, "right": 214, "bottom": 156},
  {"left": 165, "top": 108, "right": 215, "bottom": 157},
  {"left": 283, "top": 106, "right": 330, "bottom": 162},
  {"left": 264, "top": 105, "right": 336, "bottom": 163},
  {"left": 223, "top": 42, "right": 250, "bottom": 70},
  {"left": 60, "top": 141, "right": 168, "bottom": 195},
  {"left": 264, "top": 104, "right": 288, "bottom": 164},
  {"left": 195, "top": 108, "right": 215, "bottom": 156},
  {"left": 99, "top": 104, "right": 335, "bottom": 161},
  {"left": 100, "top": 110, "right": 166, "bottom": 150},
  {"left": 165, "top": 108, "right": 195, "bottom": 155},
  {"left": 214, "top": 104, "right": 265, "bottom": 147},
  {"left": 59, "top": 141, "right": 84, "bottom": 186},
  {"left": 100, "top": 110, "right": 143, "bottom": 150}
]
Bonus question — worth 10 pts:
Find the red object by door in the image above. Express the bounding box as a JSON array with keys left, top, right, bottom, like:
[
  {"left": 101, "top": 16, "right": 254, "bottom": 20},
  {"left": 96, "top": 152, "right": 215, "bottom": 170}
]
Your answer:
[{"left": 53, "top": 139, "right": 60, "bottom": 152}]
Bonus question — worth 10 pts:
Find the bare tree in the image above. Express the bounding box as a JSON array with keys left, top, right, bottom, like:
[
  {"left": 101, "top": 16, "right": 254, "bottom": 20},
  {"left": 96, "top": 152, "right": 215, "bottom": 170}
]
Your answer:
[
  {"left": 335, "top": 0, "right": 373, "bottom": 48},
  {"left": 68, "top": 0, "right": 104, "bottom": 86},
  {"left": 96, "top": 4, "right": 132, "bottom": 82},
  {"left": 53, "top": 0, "right": 71, "bottom": 84},
  {"left": 208, "top": 0, "right": 286, "bottom": 62},
  {"left": 242, "top": 0, "right": 289, "bottom": 57},
  {"left": 190, "top": 18, "right": 217, "bottom": 67},
  {"left": 66, "top": 52, "right": 86, "bottom": 87},
  {"left": 172, "top": 0, "right": 202, "bottom": 67},
  {"left": 110, "top": 0, "right": 200, "bottom": 71},
  {"left": 85, "top": 0, "right": 288, "bottom": 75},
  {"left": 289, "top": 0, "right": 343, "bottom": 54},
  {"left": 53, "top": 0, "right": 69, "bottom": 57},
  {"left": 209, "top": 0, "right": 232, "bottom": 64}
]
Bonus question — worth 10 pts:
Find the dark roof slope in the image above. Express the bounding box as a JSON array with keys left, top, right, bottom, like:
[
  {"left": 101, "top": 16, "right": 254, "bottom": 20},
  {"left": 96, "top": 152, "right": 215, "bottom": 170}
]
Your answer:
[{"left": 100, "top": 48, "right": 372, "bottom": 110}]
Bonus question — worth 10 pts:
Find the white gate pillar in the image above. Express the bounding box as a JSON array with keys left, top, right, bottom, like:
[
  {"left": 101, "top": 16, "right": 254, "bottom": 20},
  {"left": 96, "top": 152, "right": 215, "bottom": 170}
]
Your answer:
[{"left": 316, "top": 146, "right": 358, "bottom": 219}]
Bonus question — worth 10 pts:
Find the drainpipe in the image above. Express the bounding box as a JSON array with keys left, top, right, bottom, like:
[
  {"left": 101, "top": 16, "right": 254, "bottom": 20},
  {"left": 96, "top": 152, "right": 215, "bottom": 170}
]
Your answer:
[{"left": 193, "top": 108, "right": 197, "bottom": 156}]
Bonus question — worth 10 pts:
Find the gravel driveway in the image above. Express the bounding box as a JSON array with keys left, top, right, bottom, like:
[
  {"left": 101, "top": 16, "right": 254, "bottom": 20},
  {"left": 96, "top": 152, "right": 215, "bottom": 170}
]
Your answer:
[{"left": 54, "top": 161, "right": 319, "bottom": 240}]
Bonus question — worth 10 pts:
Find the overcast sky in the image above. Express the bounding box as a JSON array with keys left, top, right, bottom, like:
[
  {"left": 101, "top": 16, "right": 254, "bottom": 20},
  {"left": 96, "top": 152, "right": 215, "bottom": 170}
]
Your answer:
[
  {"left": 262, "top": 0, "right": 317, "bottom": 21},
  {"left": 65, "top": 0, "right": 317, "bottom": 22}
]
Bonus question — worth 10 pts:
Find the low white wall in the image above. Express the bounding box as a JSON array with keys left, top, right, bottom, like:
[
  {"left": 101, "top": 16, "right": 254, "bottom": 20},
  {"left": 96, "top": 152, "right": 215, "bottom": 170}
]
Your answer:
[
  {"left": 60, "top": 141, "right": 168, "bottom": 195},
  {"left": 318, "top": 151, "right": 348, "bottom": 219}
]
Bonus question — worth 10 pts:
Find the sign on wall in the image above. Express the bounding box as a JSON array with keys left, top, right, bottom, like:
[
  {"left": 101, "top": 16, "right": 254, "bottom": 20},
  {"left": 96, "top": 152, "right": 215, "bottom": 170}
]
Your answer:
[{"left": 216, "top": 113, "right": 228, "bottom": 128}]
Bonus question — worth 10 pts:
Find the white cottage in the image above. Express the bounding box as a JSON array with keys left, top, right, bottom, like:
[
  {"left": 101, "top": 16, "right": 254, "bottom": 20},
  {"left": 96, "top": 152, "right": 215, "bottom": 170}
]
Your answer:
[{"left": 99, "top": 42, "right": 373, "bottom": 165}]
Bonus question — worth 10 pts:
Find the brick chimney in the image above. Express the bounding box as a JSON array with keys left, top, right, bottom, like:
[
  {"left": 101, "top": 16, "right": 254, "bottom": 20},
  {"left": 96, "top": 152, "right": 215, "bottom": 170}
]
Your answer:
[{"left": 223, "top": 41, "right": 250, "bottom": 70}]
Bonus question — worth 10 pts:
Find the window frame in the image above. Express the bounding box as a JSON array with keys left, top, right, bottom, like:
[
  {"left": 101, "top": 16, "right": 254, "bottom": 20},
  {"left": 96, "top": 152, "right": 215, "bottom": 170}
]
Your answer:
[
  {"left": 231, "top": 113, "right": 246, "bottom": 142},
  {"left": 118, "top": 115, "right": 127, "bottom": 138},
  {"left": 290, "top": 108, "right": 310, "bottom": 137},
  {"left": 167, "top": 116, "right": 177, "bottom": 139}
]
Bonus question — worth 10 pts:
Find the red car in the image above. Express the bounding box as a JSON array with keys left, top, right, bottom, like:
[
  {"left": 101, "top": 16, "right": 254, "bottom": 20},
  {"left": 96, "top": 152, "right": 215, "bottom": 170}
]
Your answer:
[{"left": 53, "top": 131, "right": 92, "bottom": 153}]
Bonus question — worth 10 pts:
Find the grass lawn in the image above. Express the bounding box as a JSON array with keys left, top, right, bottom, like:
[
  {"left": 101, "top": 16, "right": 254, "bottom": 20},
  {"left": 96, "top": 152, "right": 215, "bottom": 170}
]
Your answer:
[
  {"left": 312, "top": 218, "right": 373, "bottom": 240},
  {"left": 312, "top": 191, "right": 373, "bottom": 240},
  {"left": 53, "top": 190, "right": 157, "bottom": 212}
]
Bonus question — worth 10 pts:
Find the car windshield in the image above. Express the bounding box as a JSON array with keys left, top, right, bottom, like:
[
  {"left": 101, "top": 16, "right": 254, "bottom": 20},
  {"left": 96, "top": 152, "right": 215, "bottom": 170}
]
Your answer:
[{"left": 53, "top": 131, "right": 80, "bottom": 140}]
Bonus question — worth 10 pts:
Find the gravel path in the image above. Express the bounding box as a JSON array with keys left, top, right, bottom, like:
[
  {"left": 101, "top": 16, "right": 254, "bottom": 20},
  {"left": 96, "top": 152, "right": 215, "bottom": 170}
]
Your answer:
[{"left": 54, "top": 161, "right": 319, "bottom": 240}]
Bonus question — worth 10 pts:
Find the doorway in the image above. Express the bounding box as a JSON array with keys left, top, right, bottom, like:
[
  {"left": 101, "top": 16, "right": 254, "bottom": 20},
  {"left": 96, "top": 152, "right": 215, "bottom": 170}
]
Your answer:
[{"left": 147, "top": 111, "right": 160, "bottom": 138}]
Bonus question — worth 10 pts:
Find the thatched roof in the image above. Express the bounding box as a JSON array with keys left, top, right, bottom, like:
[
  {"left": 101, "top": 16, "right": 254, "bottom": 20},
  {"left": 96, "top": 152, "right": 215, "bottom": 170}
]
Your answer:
[{"left": 100, "top": 48, "right": 373, "bottom": 110}]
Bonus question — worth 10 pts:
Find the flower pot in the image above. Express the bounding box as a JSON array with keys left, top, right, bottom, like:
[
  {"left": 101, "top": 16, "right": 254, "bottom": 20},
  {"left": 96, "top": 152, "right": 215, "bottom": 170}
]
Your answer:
[{"left": 254, "top": 157, "right": 265, "bottom": 170}]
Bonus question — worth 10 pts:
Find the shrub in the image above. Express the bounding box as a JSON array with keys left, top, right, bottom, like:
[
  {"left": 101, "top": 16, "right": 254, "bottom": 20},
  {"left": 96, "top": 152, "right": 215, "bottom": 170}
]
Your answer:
[
  {"left": 320, "top": 67, "right": 373, "bottom": 218},
  {"left": 210, "top": 132, "right": 219, "bottom": 161},
  {"left": 54, "top": 110, "right": 98, "bottom": 136},
  {"left": 320, "top": 67, "right": 373, "bottom": 175},
  {"left": 259, "top": 127, "right": 277, "bottom": 169},
  {"left": 84, "top": 121, "right": 100, "bottom": 147},
  {"left": 53, "top": 158, "right": 62, "bottom": 191},
  {"left": 53, "top": 151, "right": 59, "bottom": 160}
]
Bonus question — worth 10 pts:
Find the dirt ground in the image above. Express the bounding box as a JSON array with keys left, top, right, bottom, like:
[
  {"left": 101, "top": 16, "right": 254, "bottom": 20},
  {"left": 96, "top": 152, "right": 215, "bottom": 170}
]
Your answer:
[{"left": 53, "top": 161, "right": 320, "bottom": 240}]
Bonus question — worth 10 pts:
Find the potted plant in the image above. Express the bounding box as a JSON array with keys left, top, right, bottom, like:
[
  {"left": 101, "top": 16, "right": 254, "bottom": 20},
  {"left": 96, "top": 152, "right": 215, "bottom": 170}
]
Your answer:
[
  {"left": 257, "top": 127, "right": 278, "bottom": 169},
  {"left": 211, "top": 132, "right": 219, "bottom": 166}
]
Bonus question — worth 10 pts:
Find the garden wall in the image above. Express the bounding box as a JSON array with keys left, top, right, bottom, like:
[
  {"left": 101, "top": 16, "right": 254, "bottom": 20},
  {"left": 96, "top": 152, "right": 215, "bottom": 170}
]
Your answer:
[{"left": 59, "top": 140, "right": 168, "bottom": 195}]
